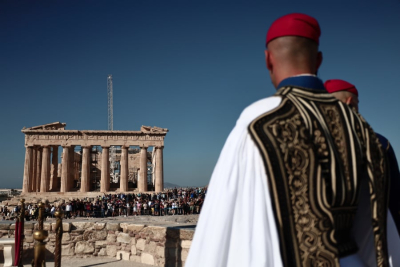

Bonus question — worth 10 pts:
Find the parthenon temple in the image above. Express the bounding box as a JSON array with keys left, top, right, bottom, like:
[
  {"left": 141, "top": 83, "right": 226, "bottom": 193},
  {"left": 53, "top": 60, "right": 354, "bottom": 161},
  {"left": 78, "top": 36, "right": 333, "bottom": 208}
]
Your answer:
[{"left": 21, "top": 122, "right": 168, "bottom": 195}]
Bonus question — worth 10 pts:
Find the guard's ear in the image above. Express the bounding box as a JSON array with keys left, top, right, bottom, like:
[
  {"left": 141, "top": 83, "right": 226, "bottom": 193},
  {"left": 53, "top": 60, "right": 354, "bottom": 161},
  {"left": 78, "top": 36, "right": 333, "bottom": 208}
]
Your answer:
[
  {"left": 346, "top": 96, "right": 352, "bottom": 105},
  {"left": 265, "top": 50, "right": 273, "bottom": 71}
]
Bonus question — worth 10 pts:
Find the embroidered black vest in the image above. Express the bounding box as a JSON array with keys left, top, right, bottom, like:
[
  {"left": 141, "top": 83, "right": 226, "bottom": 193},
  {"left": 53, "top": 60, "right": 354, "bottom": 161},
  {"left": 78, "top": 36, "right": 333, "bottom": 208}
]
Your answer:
[{"left": 248, "top": 86, "right": 390, "bottom": 267}]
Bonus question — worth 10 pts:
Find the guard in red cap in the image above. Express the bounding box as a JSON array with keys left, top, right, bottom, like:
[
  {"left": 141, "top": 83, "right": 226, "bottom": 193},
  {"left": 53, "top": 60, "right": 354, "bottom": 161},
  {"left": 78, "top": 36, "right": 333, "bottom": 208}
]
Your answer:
[
  {"left": 326, "top": 78, "right": 400, "bottom": 244},
  {"left": 325, "top": 79, "right": 359, "bottom": 110},
  {"left": 264, "top": 13, "right": 323, "bottom": 88},
  {"left": 187, "top": 14, "right": 395, "bottom": 267}
]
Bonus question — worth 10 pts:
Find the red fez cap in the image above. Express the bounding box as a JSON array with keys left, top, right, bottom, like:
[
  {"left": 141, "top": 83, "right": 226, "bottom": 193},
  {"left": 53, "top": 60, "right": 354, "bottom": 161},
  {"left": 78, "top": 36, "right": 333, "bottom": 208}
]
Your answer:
[
  {"left": 266, "top": 13, "right": 321, "bottom": 45},
  {"left": 324, "top": 79, "right": 358, "bottom": 96}
]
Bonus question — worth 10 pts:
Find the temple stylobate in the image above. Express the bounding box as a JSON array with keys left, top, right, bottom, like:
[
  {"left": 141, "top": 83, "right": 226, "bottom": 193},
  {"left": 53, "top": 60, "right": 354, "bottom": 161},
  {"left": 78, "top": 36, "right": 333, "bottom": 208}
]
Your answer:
[{"left": 21, "top": 122, "right": 168, "bottom": 195}]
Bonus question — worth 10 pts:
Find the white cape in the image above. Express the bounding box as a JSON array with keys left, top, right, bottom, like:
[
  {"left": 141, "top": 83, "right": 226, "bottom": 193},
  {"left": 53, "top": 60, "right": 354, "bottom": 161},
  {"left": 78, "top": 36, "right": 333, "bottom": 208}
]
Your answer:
[{"left": 185, "top": 96, "right": 400, "bottom": 267}]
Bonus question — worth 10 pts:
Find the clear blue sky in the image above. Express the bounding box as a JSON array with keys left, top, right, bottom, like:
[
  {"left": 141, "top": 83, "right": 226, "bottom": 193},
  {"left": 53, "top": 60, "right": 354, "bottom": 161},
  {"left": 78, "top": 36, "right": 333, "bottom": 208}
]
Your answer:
[{"left": 1, "top": 1, "right": 400, "bottom": 188}]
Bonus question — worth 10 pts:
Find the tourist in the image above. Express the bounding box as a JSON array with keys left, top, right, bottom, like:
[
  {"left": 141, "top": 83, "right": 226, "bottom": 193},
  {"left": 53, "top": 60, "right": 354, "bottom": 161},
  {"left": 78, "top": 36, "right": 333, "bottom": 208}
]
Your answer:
[
  {"left": 85, "top": 202, "right": 91, "bottom": 218},
  {"left": 107, "top": 202, "right": 113, "bottom": 217},
  {"left": 148, "top": 200, "right": 152, "bottom": 215},
  {"left": 70, "top": 200, "right": 76, "bottom": 217},
  {"left": 126, "top": 201, "right": 130, "bottom": 216},
  {"left": 142, "top": 201, "right": 147, "bottom": 215},
  {"left": 164, "top": 201, "right": 169, "bottom": 216},
  {"left": 154, "top": 200, "right": 160, "bottom": 216},
  {"left": 30, "top": 205, "right": 37, "bottom": 220},
  {"left": 171, "top": 201, "right": 175, "bottom": 215},
  {"left": 136, "top": 201, "right": 141, "bottom": 216},
  {"left": 78, "top": 200, "right": 84, "bottom": 217},
  {"left": 65, "top": 203, "right": 72, "bottom": 219},
  {"left": 50, "top": 205, "right": 56, "bottom": 218},
  {"left": 44, "top": 203, "right": 51, "bottom": 219},
  {"left": 189, "top": 200, "right": 194, "bottom": 215},
  {"left": 195, "top": 198, "right": 202, "bottom": 214},
  {"left": 118, "top": 202, "right": 123, "bottom": 216},
  {"left": 133, "top": 201, "right": 137, "bottom": 216}
]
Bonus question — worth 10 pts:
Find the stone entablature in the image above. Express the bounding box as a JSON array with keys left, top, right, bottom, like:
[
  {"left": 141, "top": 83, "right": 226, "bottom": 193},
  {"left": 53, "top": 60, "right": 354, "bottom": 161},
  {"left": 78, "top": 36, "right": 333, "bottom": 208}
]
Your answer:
[
  {"left": 21, "top": 123, "right": 168, "bottom": 194},
  {"left": 22, "top": 130, "right": 167, "bottom": 147},
  {"left": 0, "top": 221, "right": 193, "bottom": 267}
]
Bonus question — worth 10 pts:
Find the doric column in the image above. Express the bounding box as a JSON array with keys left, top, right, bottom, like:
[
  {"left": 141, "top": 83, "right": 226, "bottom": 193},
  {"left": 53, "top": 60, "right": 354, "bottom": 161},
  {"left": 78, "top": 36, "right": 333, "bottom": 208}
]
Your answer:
[
  {"left": 80, "top": 146, "right": 91, "bottom": 193},
  {"left": 40, "top": 146, "right": 51, "bottom": 192},
  {"left": 29, "top": 147, "right": 34, "bottom": 192},
  {"left": 68, "top": 146, "right": 75, "bottom": 191},
  {"left": 50, "top": 146, "right": 59, "bottom": 191},
  {"left": 36, "top": 147, "right": 42, "bottom": 192},
  {"left": 155, "top": 146, "right": 164, "bottom": 193},
  {"left": 74, "top": 159, "right": 80, "bottom": 181},
  {"left": 60, "top": 146, "right": 70, "bottom": 193},
  {"left": 22, "top": 146, "right": 33, "bottom": 193},
  {"left": 120, "top": 146, "right": 128, "bottom": 192},
  {"left": 100, "top": 147, "right": 110, "bottom": 192},
  {"left": 31, "top": 147, "right": 37, "bottom": 192},
  {"left": 139, "top": 146, "right": 148, "bottom": 192}
]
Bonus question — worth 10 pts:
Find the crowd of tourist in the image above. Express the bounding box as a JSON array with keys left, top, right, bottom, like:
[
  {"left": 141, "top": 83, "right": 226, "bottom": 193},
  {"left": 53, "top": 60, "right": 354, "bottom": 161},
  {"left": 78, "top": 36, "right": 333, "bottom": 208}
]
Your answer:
[{"left": 0, "top": 187, "right": 206, "bottom": 221}]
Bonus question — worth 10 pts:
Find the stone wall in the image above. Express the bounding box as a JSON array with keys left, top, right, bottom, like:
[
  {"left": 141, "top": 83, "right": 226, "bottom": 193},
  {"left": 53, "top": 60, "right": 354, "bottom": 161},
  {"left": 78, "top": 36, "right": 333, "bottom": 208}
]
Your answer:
[{"left": 0, "top": 222, "right": 194, "bottom": 266}]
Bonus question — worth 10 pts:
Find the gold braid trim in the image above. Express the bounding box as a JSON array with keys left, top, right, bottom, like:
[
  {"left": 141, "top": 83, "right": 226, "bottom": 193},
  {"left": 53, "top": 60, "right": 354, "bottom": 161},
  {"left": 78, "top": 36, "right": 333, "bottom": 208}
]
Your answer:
[
  {"left": 358, "top": 114, "right": 390, "bottom": 267},
  {"left": 249, "top": 96, "right": 339, "bottom": 267}
]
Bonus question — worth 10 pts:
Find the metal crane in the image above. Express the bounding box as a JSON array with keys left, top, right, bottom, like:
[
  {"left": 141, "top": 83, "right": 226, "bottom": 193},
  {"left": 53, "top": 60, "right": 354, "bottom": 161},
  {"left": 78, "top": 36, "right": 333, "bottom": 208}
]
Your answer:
[{"left": 107, "top": 75, "right": 118, "bottom": 183}]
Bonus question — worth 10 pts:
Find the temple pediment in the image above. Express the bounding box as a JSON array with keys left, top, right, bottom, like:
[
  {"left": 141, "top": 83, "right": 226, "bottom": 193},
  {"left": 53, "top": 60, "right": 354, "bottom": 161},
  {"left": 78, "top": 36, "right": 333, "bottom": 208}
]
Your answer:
[
  {"left": 141, "top": 125, "right": 168, "bottom": 133},
  {"left": 23, "top": 122, "right": 66, "bottom": 131}
]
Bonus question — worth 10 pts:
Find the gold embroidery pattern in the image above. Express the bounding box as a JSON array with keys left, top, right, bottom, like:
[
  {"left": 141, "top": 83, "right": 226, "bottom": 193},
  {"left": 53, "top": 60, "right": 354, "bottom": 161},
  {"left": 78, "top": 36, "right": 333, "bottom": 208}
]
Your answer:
[
  {"left": 249, "top": 87, "right": 390, "bottom": 267},
  {"left": 252, "top": 103, "right": 339, "bottom": 266},
  {"left": 319, "top": 105, "right": 352, "bottom": 200},
  {"left": 270, "top": 113, "right": 338, "bottom": 266}
]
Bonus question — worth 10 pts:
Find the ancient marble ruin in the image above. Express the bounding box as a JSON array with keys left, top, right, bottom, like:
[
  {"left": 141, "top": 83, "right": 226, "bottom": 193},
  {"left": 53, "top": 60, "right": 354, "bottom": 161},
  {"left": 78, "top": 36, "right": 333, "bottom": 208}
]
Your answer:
[
  {"left": 0, "top": 220, "right": 194, "bottom": 267},
  {"left": 21, "top": 122, "right": 168, "bottom": 195}
]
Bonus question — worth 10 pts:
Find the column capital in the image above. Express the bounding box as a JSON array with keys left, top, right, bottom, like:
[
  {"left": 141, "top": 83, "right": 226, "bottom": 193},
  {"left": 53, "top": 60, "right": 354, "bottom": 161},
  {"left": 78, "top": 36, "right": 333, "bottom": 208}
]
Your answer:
[
  {"left": 101, "top": 146, "right": 110, "bottom": 149},
  {"left": 155, "top": 146, "right": 164, "bottom": 149},
  {"left": 81, "top": 145, "right": 92, "bottom": 149},
  {"left": 140, "top": 145, "right": 148, "bottom": 149},
  {"left": 62, "top": 145, "right": 71, "bottom": 148}
]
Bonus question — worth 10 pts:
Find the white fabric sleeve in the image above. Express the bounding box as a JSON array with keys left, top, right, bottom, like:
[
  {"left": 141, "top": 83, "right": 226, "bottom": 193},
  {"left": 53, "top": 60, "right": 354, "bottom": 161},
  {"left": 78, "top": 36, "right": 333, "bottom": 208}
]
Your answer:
[
  {"left": 346, "top": 175, "right": 400, "bottom": 267},
  {"left": 185, "top": 97, "right": 283, "bottom": 267}
]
